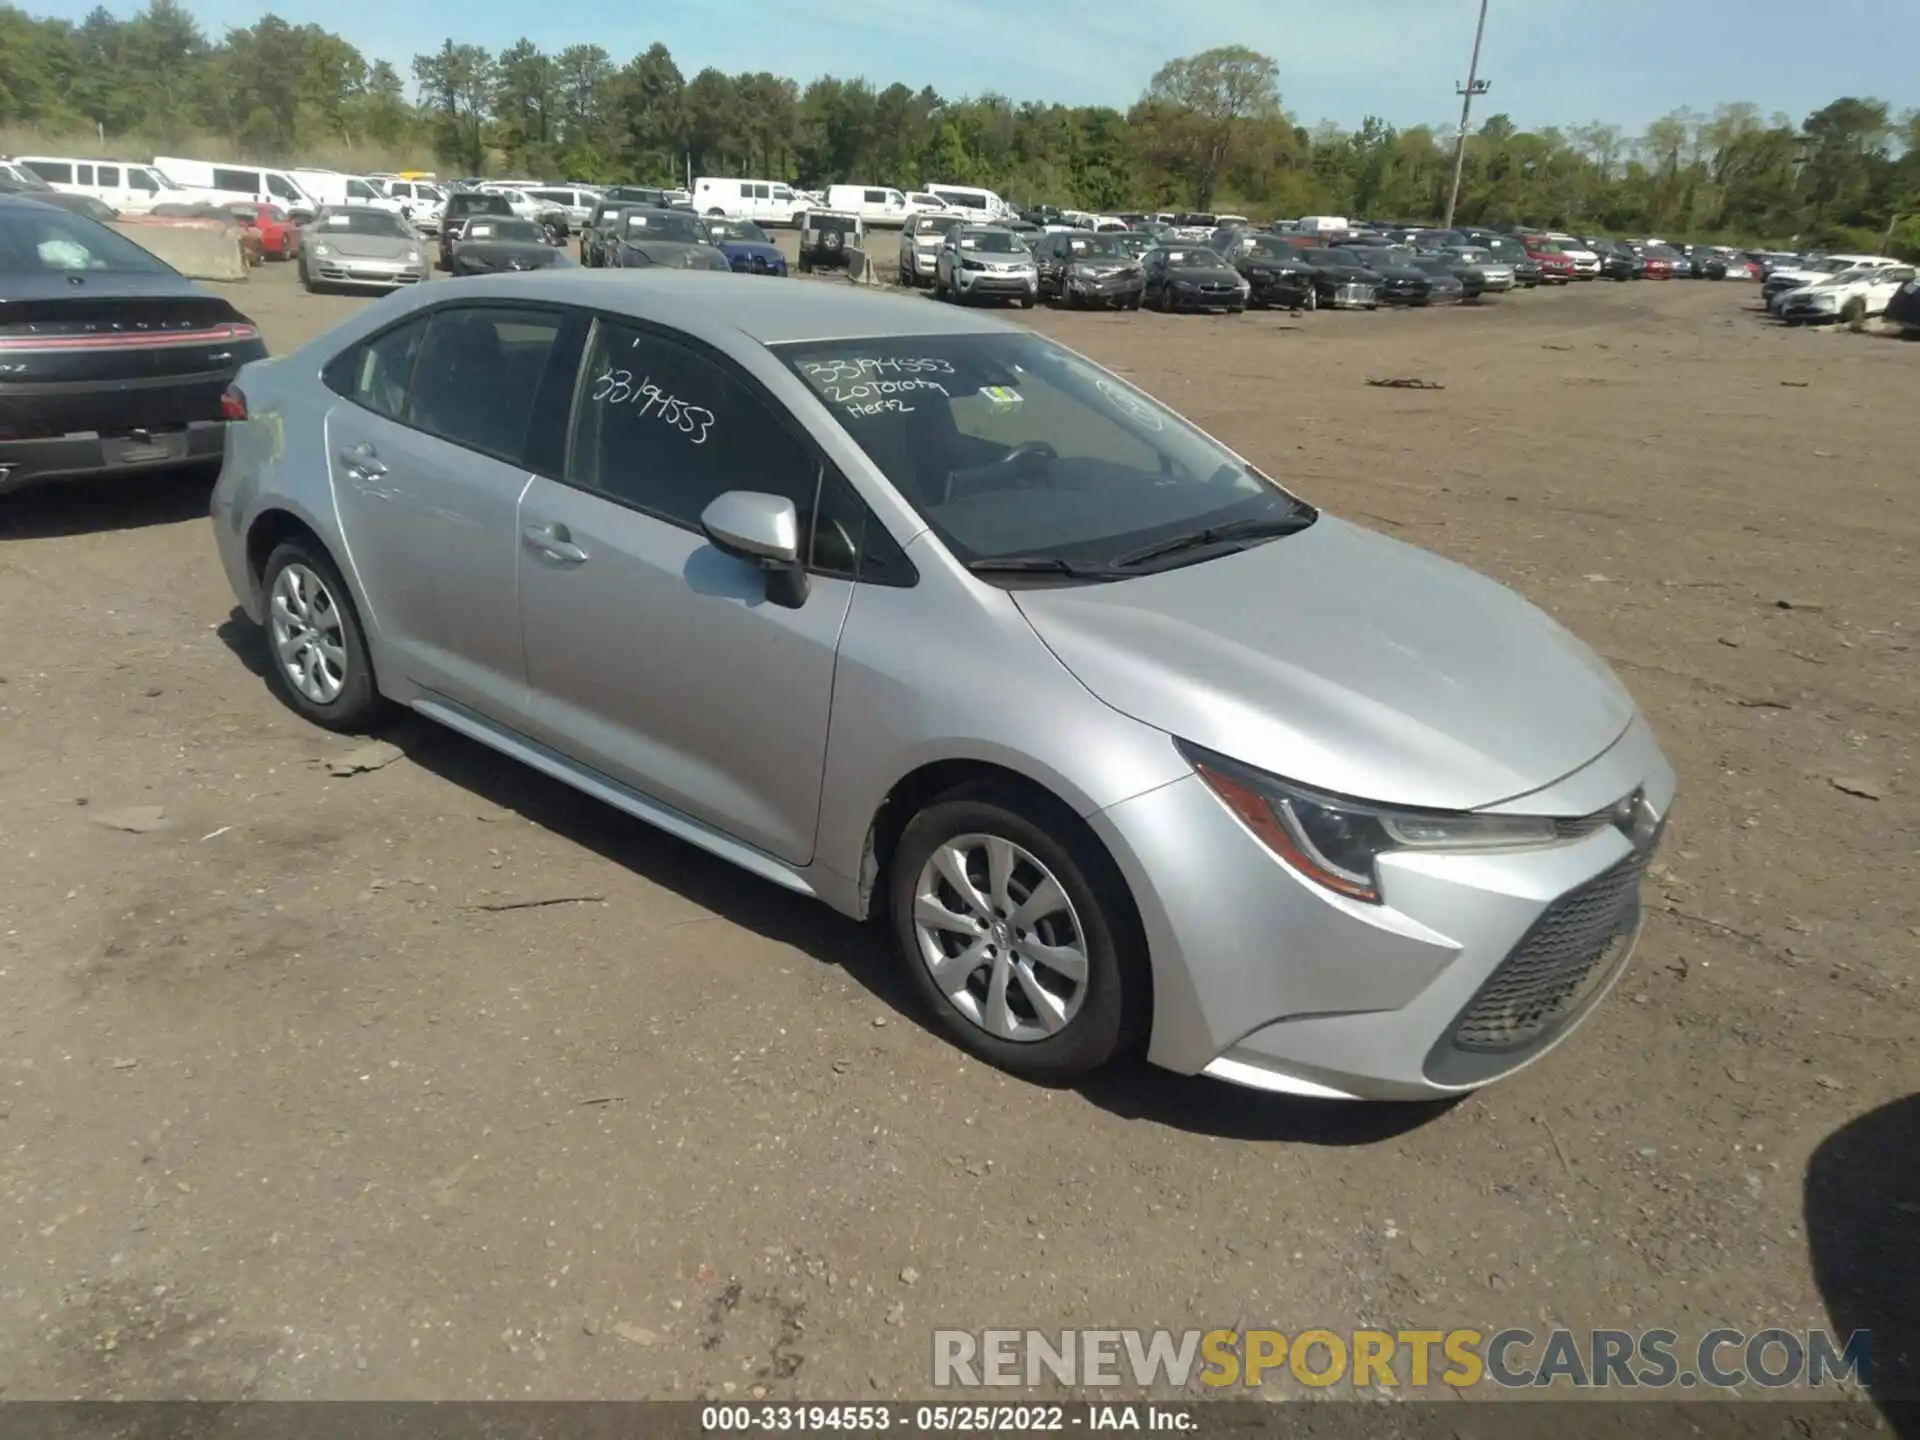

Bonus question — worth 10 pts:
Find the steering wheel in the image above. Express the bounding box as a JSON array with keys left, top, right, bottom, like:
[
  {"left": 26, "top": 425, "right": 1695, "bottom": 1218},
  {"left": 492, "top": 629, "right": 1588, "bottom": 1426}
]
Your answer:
[{"left": 996, "top": 440, "right": 1059, "bottom": 484}]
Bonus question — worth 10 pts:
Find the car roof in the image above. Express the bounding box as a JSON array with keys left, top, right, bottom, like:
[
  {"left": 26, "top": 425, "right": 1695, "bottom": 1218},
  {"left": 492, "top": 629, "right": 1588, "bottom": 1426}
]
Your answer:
[{"left": 436, "top": 270, "right": 1017, "bottom": 345}]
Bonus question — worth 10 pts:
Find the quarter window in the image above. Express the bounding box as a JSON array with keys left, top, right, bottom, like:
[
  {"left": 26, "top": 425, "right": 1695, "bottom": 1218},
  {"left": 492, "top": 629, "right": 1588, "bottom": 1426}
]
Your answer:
[
  {"left": 212, "top": 168, "right": 260, "bottom": 193},
  {"left": 323, "top": 315, "right": 430, "bottom": 421},
  {"left": 75, "top": 164, "right": 94, "bottom": 185},
  {"left": 25, "top": 160, "right": 72, "bottom": 184},
  {"left": 405, "top": 307, "right": 564, "bottom": 464}
]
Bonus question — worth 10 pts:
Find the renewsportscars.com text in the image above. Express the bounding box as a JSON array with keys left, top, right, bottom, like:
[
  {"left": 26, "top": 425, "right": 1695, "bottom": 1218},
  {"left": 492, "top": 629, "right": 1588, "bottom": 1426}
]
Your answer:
[{"left": 932, "top": 1327, "right": 1873, "bottom": 1391}]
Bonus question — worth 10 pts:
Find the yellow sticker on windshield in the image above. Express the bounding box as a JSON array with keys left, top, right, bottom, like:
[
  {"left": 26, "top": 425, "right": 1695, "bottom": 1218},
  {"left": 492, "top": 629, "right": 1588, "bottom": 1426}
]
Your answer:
[{"left": 979, "top": 386, "right": 1023, "bottom": 406}]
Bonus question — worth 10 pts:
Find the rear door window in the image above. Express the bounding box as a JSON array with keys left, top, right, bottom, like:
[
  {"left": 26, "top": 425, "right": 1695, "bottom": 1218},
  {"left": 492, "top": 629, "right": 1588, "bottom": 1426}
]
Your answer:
[
  {"left": 26, "top": 160, "right": 73, "bottom": 184},
  {"left": 404, "top": 307, "right": 567, "bottom": 467},
  {"left": 95, "top": 164, "right": 120, "bottom": 186}
]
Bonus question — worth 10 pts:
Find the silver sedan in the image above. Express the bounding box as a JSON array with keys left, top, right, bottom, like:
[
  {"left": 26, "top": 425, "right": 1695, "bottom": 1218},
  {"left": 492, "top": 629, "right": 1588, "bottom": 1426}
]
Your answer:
[
  {"left": 210, "top": 272, "right": 1673, "bottom": 1100},
  {"left": 298, "top": 206, "right": 429, "bottom": 293}
]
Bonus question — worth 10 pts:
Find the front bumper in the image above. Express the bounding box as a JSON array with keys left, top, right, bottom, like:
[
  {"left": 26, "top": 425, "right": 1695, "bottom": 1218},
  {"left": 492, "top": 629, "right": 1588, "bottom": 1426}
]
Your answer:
[
  {"left": 310, "top": 255, "right": 428, "bottom": 288},
  {"left": 1781, "top": 299, "right": 1839, "bottom": 322},
  {"left": 1089, "top": 713, "right": 1676, "bottom": 1100},
  {"left": 1167, "top": 282, "right": 1245, "bottom": 310},
  {"left": 1065, "top": 273, "right": 1144, "bottom": 305},
  {"left": 954, "top": 268, "right": 1037, "bottom": 298},
  {"left": 1, "top": 420, "right": 226, "bottom": 491}
]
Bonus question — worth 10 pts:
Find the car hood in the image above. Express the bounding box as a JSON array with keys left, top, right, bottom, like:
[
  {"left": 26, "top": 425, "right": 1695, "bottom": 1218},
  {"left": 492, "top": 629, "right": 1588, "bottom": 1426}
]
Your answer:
[
  {"left": 311, "top": 233, "right": 416, "bottom": 259},
  {"left": 1167, "top": 265, "right": 1241, "bottom": 284},
  {"left": 1011, "top": 516, "right": 1636, "bottom": 811},
  {"left": 621, "top": 240, "right": 728, "bottom": 268},
  {"left": 717, "top": 240, "right": 785, "bottom": 263},
  {"left": 456, "top": 242, "right": 563, "bottom": 268}
]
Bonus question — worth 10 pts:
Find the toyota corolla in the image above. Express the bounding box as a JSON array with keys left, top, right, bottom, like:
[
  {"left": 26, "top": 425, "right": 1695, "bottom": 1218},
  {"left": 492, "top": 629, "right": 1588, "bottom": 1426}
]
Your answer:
[{"left": 209, "top": 273, "right": 1673, "bottom": 1101}]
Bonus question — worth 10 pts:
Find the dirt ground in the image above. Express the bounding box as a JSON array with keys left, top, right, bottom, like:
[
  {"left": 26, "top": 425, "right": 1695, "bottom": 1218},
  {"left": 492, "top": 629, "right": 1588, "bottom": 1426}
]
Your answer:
[{"left": 0, "top": 254, "right": 1915, "bottom": 1404}]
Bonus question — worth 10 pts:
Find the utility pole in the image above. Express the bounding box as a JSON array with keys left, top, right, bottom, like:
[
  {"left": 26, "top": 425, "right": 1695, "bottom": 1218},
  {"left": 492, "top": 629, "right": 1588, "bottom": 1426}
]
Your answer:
[{"left": 1442, "top": 0, "right": 1491, "bottom": 230}]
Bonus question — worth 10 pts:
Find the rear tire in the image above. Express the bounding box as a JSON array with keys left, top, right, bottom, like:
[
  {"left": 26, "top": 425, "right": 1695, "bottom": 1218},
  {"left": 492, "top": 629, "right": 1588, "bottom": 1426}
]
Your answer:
[
  {"left": 258, "top": 541, "right": 391, "bottom": 734},
  {"left": 888, "top": 786, "right": 1148, "bottom": 1083}
]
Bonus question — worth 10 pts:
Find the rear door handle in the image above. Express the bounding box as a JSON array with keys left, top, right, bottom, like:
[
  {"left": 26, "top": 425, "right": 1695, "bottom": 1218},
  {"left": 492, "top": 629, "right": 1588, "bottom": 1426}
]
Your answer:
[
  {"left": 337, "top": 443, "right": 387, "bottom": 478},
  {"left": 521, "top": 522, "right": 588, "bottom": 565}
]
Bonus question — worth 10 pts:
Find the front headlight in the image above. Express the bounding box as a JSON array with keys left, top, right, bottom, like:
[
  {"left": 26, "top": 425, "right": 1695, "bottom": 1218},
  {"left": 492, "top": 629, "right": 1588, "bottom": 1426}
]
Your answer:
[
  {"left": 311, "top": 242, "right": 332, "bottom": 256},
  {"left": 1178, "top": 741, "right": 1557, "bottom": 903},
  {"left": 407, "top": 249, "right": 423, "bottom": 263}
]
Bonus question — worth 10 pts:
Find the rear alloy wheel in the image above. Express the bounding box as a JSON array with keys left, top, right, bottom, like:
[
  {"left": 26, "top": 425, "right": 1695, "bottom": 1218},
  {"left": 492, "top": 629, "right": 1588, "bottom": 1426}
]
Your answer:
[
  {"left": 891, "top": 791, "right": 1145, "bottom": 1081},
  {"left": 260, "top": 542, "right": 390, "bottom": 733}
]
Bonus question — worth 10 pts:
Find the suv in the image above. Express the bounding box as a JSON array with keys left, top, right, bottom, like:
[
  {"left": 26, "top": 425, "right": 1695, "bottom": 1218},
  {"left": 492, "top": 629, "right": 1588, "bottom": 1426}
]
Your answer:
[
  {"left": 797, "top": 210, "right": 865, "bottom": 274},
  {"left": 437, "top": 190, "right": 515, "bottom": 269}
]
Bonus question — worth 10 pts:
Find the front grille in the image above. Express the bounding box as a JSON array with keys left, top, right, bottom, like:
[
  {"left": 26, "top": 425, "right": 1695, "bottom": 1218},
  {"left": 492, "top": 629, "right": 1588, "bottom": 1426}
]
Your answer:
[{"left": 1449, "top": 830, "right": 1661, "bottom": 1053}]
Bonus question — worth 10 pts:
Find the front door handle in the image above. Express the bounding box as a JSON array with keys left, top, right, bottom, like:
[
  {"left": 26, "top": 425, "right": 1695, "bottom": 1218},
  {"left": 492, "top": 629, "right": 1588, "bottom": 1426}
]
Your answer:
[
  {"left": 521, "top": 521, "right": 588, "bottom": 565},
  {"left": 337, "top": 442, "right": 387, "bottom": 478}
]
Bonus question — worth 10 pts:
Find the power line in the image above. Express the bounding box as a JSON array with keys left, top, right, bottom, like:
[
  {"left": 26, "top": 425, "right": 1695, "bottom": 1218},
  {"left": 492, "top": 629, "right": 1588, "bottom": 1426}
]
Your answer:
[{"left": 1442, "top": 0, "right": 1491, "bottom": 230}]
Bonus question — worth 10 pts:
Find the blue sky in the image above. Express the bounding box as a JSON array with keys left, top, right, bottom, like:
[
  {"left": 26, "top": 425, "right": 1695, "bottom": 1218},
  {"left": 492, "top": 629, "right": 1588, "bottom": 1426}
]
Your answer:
[{"left": 42, "top": 0, "right": 1919, "bottom": 134}]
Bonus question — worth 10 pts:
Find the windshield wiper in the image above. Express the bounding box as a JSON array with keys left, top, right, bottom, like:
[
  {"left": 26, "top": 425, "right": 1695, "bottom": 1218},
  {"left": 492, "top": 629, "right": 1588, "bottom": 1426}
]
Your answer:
[
  {"left": 1111, "top": 510, "right": 1319, "bottom": 570},
  {"left": 965, "top": 556, "right": 1130, "bottom": 581}
]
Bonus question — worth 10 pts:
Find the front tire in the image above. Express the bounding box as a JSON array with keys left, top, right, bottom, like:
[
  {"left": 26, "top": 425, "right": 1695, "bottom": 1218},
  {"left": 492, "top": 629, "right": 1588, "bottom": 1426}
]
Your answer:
[
  {"left": 1840, "top": 296, "right": 1867, "bottom": 325},
  {"left": 259, "top": 541, "right": 390, "bottom": 733},
  {"left": 888, "top": 788, "right": 1146, "bottom": 1082}
]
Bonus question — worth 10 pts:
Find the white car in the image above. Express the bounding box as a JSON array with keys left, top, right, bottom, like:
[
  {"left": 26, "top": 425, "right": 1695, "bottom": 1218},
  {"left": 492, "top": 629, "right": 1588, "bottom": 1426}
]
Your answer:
[
  {"left": 476, "top": 185, "right": 545, "bottom": 221},
  {"left": 897, "top": 209, "right": 965, "bottom": 287},
  {"left": 1545, "top": 232, "right": 1601, "bottom": 278},
  {"left": 1764, "top": 254, "right": 1896, "bottom": 312},
  {"left": 1777, "top": 264, "right": 1918, "bottom": 324}
]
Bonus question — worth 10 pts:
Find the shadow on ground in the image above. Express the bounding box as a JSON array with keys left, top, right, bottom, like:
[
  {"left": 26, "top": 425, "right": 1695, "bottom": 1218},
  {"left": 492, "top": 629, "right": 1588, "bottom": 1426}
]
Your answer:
[
  {"left": 1805, "top": 1092, "right": 1919, "bottom": 1435},
  {"left": 217, "top": 609, "right": 1455, "bottom": 1148},
  {"left": 0, "top": 464, "right": 216, "bottom": 540}
]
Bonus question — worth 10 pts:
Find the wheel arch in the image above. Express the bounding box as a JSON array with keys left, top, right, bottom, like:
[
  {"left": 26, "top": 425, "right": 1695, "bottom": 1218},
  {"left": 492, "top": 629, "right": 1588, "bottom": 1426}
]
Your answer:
[
  {"left": 242, "top": 505, "right": 382, "bottom": 652},
  {"left": 859, "top": 754, "right": 1157, "bottom": 1059}
]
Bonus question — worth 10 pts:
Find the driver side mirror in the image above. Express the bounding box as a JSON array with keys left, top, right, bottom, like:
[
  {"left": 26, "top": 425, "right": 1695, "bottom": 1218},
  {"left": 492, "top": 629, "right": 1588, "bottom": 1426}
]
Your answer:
[{"left": 700, "top": 491, "right": 811, "bottom": 610}]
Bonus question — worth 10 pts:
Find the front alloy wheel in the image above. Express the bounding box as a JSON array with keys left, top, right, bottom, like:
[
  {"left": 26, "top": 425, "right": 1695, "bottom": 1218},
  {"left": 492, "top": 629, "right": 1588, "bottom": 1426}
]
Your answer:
[
  {"left": 890, "top": 788, "right": 1147, "bottom": 1081},
  {"left": 913, "top": 834, "right": 1089, "bottom": 1042}
]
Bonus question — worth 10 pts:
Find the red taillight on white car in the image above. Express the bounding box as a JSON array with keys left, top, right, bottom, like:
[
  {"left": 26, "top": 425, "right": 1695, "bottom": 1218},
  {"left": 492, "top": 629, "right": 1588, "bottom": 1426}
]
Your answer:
[{"left": 219, "top": 386, "right": 248, "bottom": 421}]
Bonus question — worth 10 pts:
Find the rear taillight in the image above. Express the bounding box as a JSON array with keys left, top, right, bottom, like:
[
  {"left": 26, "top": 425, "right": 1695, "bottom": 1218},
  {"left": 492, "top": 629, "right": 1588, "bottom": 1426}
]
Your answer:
[{"left": 220, "top": 386, "right": 248, "bottom": 421}]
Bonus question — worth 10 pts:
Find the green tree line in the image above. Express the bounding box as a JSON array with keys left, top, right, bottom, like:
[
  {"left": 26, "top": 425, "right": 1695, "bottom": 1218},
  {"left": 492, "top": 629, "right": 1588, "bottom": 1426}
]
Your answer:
[{"left": 2, "top": 2, "right": 1916, "bottom": 253}]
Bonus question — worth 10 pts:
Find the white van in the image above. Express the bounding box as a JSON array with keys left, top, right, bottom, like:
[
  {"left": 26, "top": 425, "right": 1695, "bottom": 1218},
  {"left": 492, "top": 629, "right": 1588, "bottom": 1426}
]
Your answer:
[
  {"left": 922, "top": 183, "right": 1011, "bottom": 221},
  {"left": 372, "top": 178, "right": 446, "bottom": 232},
  {"left": 691, "top": 177, "right": 807, "bottom": 227},
  {"left": 12, "top": 155, "right": 202, "bottom": 213},
  {"left": 825, "top": 185, "right": 911, "bottom": 226},
  {"left": 523, "top": 186, "right": 601, "bottom": 228},
  {"left": 1296, "top": 215, "right": 1351, "bottom": 236},
  {"left": 153, "top": 157, "right": 316, "bottom": 210},
  {"left": 288, "top": 168, "right": 403, "bottom": 214}
]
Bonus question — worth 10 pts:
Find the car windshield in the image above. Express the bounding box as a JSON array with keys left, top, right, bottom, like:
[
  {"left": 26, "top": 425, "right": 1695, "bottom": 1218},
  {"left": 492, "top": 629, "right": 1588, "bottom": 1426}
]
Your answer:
[
  {"left": 319, "top": 209, "right": 409, "bottom": 237},
  {"left": 1243, "top": 237, "right": 1300, "bottom": 261},
  {"left": 710, "top": 219, "right": 770, "bottom": 243},
  {"left": 912, "top": 214, "right": 962, "bottom": 237},
  {"left": 1310, "top": 249, "right": 1364, "bottom": 267},
  {"left": 464, "top": 218, "right": 543, "bottom": 243},
  {"left": 0, "top": 206, "right": 170, "bottom": 274},
  {"left": 1645, "top": 246, "right": 1681, "bottom": 259},
  {"left": 1827, "top": 267, "right": 1880, "bottom": 284},
  {"left": 1065, "top": 234, "right": 1128, "bottom": 259},
  {"left": 625, "top": 212, "right": 704, "bottom": 242},
  {"left": 956, "top": 230, "right": 1023, "bottom": 254},
  {"left": 1528, "top": 239, "right": 1564, "bottom": 253},
  {"left": 1163, "top": 248, "right": 1225, "bottom": 269},
  {"left": 1453, "top": 247, "right": 1493, "bottom": 262},
  {"left": 776, "top": 332, "right": 1310, "bottom": 570}
]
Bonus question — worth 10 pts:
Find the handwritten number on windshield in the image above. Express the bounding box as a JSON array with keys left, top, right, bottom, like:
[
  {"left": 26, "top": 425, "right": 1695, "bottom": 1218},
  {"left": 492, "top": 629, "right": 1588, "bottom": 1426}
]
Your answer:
[{"left": 591, "top": 367, "right": 714, "bottom": 444}]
